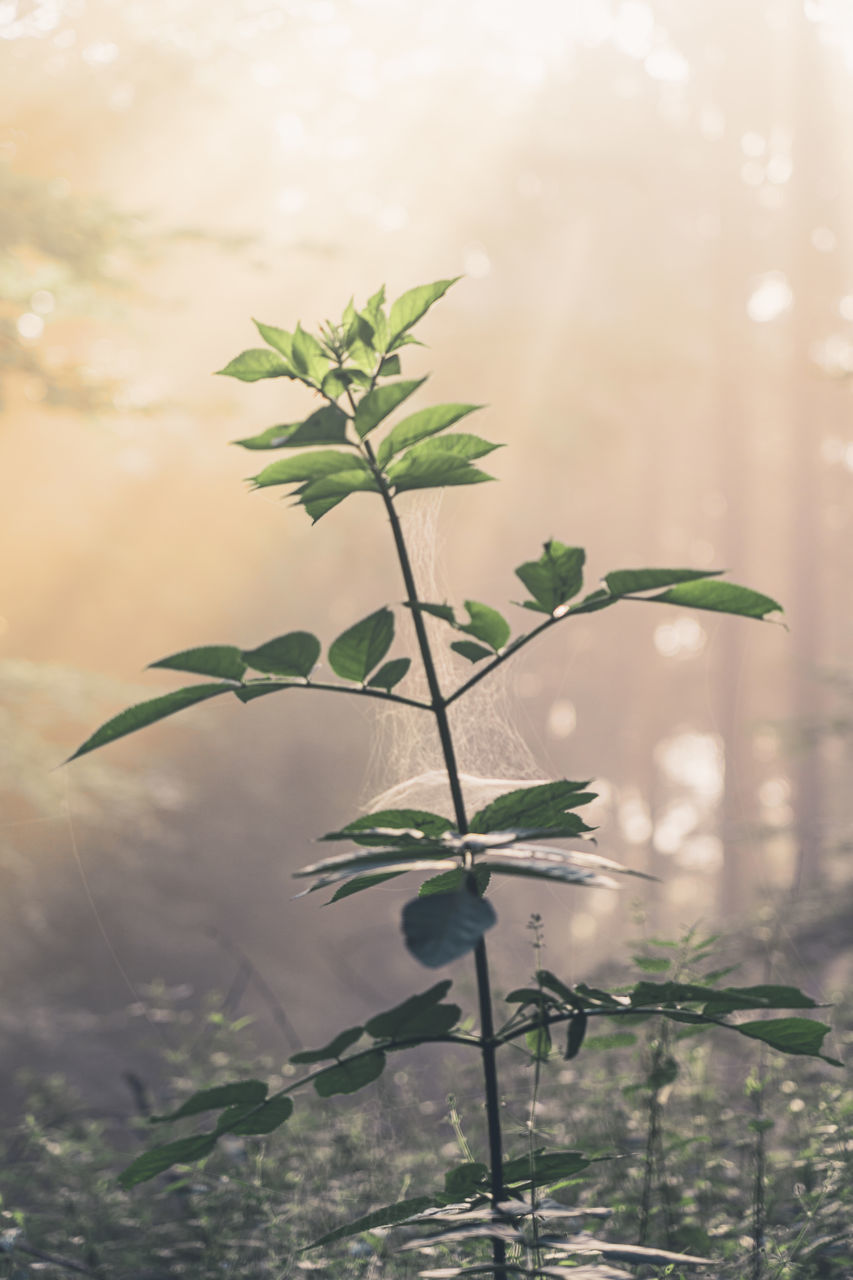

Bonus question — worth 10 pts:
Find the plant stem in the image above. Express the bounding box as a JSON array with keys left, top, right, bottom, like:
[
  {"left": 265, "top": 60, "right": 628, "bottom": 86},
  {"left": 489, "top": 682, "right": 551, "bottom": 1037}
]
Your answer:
[{"left": 362, "top": 437, "right": 508, "bottom": 1277}]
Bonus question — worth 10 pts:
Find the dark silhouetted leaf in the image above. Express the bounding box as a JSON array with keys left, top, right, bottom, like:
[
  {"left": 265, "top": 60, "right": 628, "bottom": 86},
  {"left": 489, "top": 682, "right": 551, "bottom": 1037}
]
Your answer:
[
  {"left": 216, "top": 1095, "right": 294, "bottom": 1135},
  {"left": 152, "top": 1080, "right": 268, "bottom": 1123},
  {"left": 444, "top": 1162, "right": 489, "bottom": 1199},
  {"left": 328, "top": 607, "right": 394, "bottom": 682},
  {"left": 565, "top": 1011, "right": 588, "bottom": 1059},
  {"left": 233, "top": 681, "right": 294, "bottom": 703},
  {"left": 354, "top": 378, "right": 427, "bottom": 438},
  {"left": 470, "top": 780, "right": 595, "bottom": 835},
  {"left": 149, "top": 646, "right": 246, "bottom": 682},
  {"left": 290, "top": 1027, "right": 364, "bottom": 1064},
  {"left": 366, "top": 657, "right": 411, "bottom": 690},
  {"left": 376, "top": 404, "right": 482, "bottom": 467},
  {"left": 313, "top": 1049, "right": 386, "bottom": 1096},
  {"left": 501, "top": 1150, "right": 589, "bottom": 1190},
  {"left": 365, "top": 981, "right": 460, "bottom": 1040},
  {"left": 242, "top": 631, "right": 321, "bottom": 678},
  {"left": 537, "top": 970, "right": 586, "bottom": 1009},
  {"left": 605, "top": 568, "right": 721, "bottom": 596},
  {"left": 515, "top": 541, "right": 585, "bottom": 614},
  {"left": 328, "top": 871, "right": 407, "bottom": 901},
  {"left": 387, "top": 278, "right": 460, "bottom": 346},
  {"left": 68, "top": 684, "right": 234, "bottom": 761},
  {"left": 451, "top": 640, "right": 493, "bottom": 664},
  {"left": 118, "top": 1134, "right": 217, "bottom": 1189},
  {"left": 402, "top": 891, "right": 497, "bottom": 968},
  {"left": 650, "top": 579, "right": 783, "bottom": 620},
  {"left": 251, "top": 450, "right": 364, "bottom": 489},
  {"left": 217, "top": 349, "right": 291, "bottom": 382},
  {"left": 234, "top": 406, "right": 349, "bottom": 450},
  {"left": 735, "top": 1018, "right": 839, "bottom": 1063},
  {"left": 305, "top": 1196, "right": 441, "bottom": 1250}
]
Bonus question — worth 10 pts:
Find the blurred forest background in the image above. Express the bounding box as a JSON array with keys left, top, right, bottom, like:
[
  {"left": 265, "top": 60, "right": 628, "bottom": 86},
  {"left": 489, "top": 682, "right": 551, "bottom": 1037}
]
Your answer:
[{"left": 2, "top": 0, "right": 851, "bottom": 1108}]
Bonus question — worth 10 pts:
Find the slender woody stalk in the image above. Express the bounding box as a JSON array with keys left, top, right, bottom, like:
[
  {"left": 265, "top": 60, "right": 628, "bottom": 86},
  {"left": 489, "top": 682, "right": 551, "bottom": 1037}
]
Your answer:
[{"left": 362, "top": 437, "right": 508, "bottom": 1278}]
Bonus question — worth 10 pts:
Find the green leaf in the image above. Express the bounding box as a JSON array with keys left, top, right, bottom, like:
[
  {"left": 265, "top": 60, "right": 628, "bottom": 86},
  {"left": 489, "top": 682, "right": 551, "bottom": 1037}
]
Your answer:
[
  {"left": 253, "top": 319, "right": 293, "bottom": 360},
  {"left": 305, "top": 1196, "right": 440, "bottom": 1250},
  {"left": 328, "top": 871, "right": 407, "bottom": 902},
  {"left": 233, "top": 681, "right": 295, "bottom": 704},
  {"left": 633, "top": 956, "right": 672, "bottom": 973},
  {"left": 581, "top": 1032, "right": 638, "bottom": 1052},
  {"left": 68, "top": 684, "right": 234, "bottom": 761},
  {"left": 378, "top": 354, "right": 400, "bottom": 377},
  {"left": 470, "top": 780, "right": 596, "bottom": 835},
  {"left": 526, "top": 1023, "right": 552, "bottom": 1061},
  {"left": 290, "top": 324, "right": 330, "bottom": 382},
  {"left": 451, "top": 640, "right": 493, "bottom": 664},
  {"left": 366, "top": 657, "right": 411, "bottom": 691},
  {"left": 389, "top": 455, "right": 494, "bottom": 495},
  {"left": 376, "top": 404, "right": 482, "bottom": 467},
  {"left": 321, "top": 808, "right": 453, "bottom": 846},
  {"left": 629, "top": 980, "right": 818, "bottom": 1015},
  {"left": 649, "top": 579, "right": 783, "bottom": 620},
  {"left": 300, "top": 470, "right": 381, "bottom": 522},
  {"left": 444, "top": 1161, "right": 489, "bottom": 1199},
  {"left": 242, "top": 631, "right": 320, "bottom": 678},
  {"left": 365, "top": 982, "right": 460, "bottom": 1041},
  {"left": 217, "top": 1095, "right": 294, "bottom": 1135},
  {"left": 149, "top": 646, "right": 247, "bottom": 682},
  {"left": 402, "top": 891, "right": 497, "bottom": 968},
  {"left": 328, "top": 607, "right": 395, "bottom": 682},
  {"left": 605, "top": 568, "right": 722, "bottom": 596},
  {"left": 251, "top": 450, "right": 364, "bottom": 489},
  {"left": 515, "top": 541, "right": 585, "bottom": 614},
  {"left": 387, "top": 278, "right": 460, "bottom": 345},
  {"left": 290, "top": 1027, "right": 364, "bottom": 1064},
  {"left": 152, "top": 1080, "right": 268, "bottom": 1123},
  {"left": 419, "top": 865, "right": 491, "bottom": 897},
  {"left": 313, "top": 1049, "right": 386, "bottom": 1096},
  {"left": 416, "top": 602, "right": 457, "bottom": 624},
  {"left": 565, "top": 1011, "right": 588, "bottom": 1059},
  {"left": 536, "top": 970, "right": 586, "bottom": 1009},
  {"left": 735, "top": 1018, "right": 840, "bottom": 1063},
  {"left": 216, "top": 349, "right": 292, "bottom": 382},
  {"left": 321, "top": 368, "right": 355, "bottom": 399},
  {"left": 501, "top": 1150, "right": 589, "bottom": 1190},
  {"left": 118, "top": 1134, "right": 217, "bottom": 1189},
  {"left": 458, "top": 600, "right": 510, "bottom": 650},
  {"left": 234, "top": 406, "right": 349, "bottom": 450},
  {"left": 394, "top": 433, "right": 500, "bottom": 467},
  {"left": 354, "top": 378, "right": 427, "bottom": 438}
]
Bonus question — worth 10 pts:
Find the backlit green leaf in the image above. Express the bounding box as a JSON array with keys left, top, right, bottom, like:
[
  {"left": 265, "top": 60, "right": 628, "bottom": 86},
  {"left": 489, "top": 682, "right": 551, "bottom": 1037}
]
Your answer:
[
  {"left": 605, "top": 568, "right": 721, "bottom": 596},
  {"left": 444, "top": 1162, "right": 489, "bottom": 1199},
  {"left": 217, "top": 349, "right": 292, "bottom": 382},
  {"left": 501, "top": 1150, "right": 589, "bottom": 1190},
  {"left": 251, "top": 450, "right": 363, "bottom": 489},
  {"left": 376, "top": 404, "right": 482, "bottom": 467},
  {"left": 313, "top": 1049, "right": 386, "bottom": 1096},
  {"left": 253, "top": 320, "right": 293, "bottom": 360},
  {"left": 470, "top": 780, "right": 595, "bottom": 835},
  {"left": 234, "top": 406, "right": 349, "bottom": 450},
  {"left": 290, "top": 324, "right": 329, "bottom": 382},
  {"left": 242, "top": 632, "right": 320, "bottom": 678},
  {"left": 354, "top": 378, "right": 427, "bottom": 438},
  {"left": 515, "top": 541, "right": 585, "bottom": 614},
  {"left": 650, "top": 579, "right": 783, "bottom": 620},
  {"left": 389, "top": 454, "right": 494, "bottom": 495},
  {"left": 149, "top": 646, "right": 247, "bottom": 682},
  {"left": 321, "top": 808, "right": 453, "bottom": 846},
  {"left": 328, "top": 871, "right": 407, "bottom": 901},
  {"left": 68, "top": 684, "right": 234, "bottom": 761},
  {"left": 290, "top": 1027, "right": 364, "bottom": 1064},
  {"left": 118, "top": 1134, "right": 217, "bottom": 1189},
  {"left": 458, "top": 600, "right": 510, "bottom": 650},
  {"left": 402, "top": 891, "right": 497, "bottom": 968},
  {"left": 233, "top": 681, "right": 295, "bottom": 703},
  {"left": 328, "top": 607, "right": 394, "bottom": 682},
  {"left": 366, "top": 657, "right": 411, "bottom": 690},
  {"left": 387, "top": 278, "right": 460, "bottom": 345},
  {"left": 301, "top": 470, "right": 381, "bottom": 522},
  {"left": 152, "top": 1080, "right": 268, "bottom": 1123}
]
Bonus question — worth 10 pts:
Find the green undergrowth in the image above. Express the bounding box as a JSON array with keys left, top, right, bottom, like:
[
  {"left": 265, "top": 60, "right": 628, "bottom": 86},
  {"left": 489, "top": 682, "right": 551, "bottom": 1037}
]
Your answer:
[{"left": 1, "top": 942, "right": 849, "bottom": 1280}]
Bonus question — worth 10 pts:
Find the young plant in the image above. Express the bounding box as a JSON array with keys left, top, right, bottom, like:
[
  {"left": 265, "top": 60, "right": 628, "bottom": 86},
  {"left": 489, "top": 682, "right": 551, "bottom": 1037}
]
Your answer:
[{"left": 69, "top": 279, "right": 839, "bottom": 1277}]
